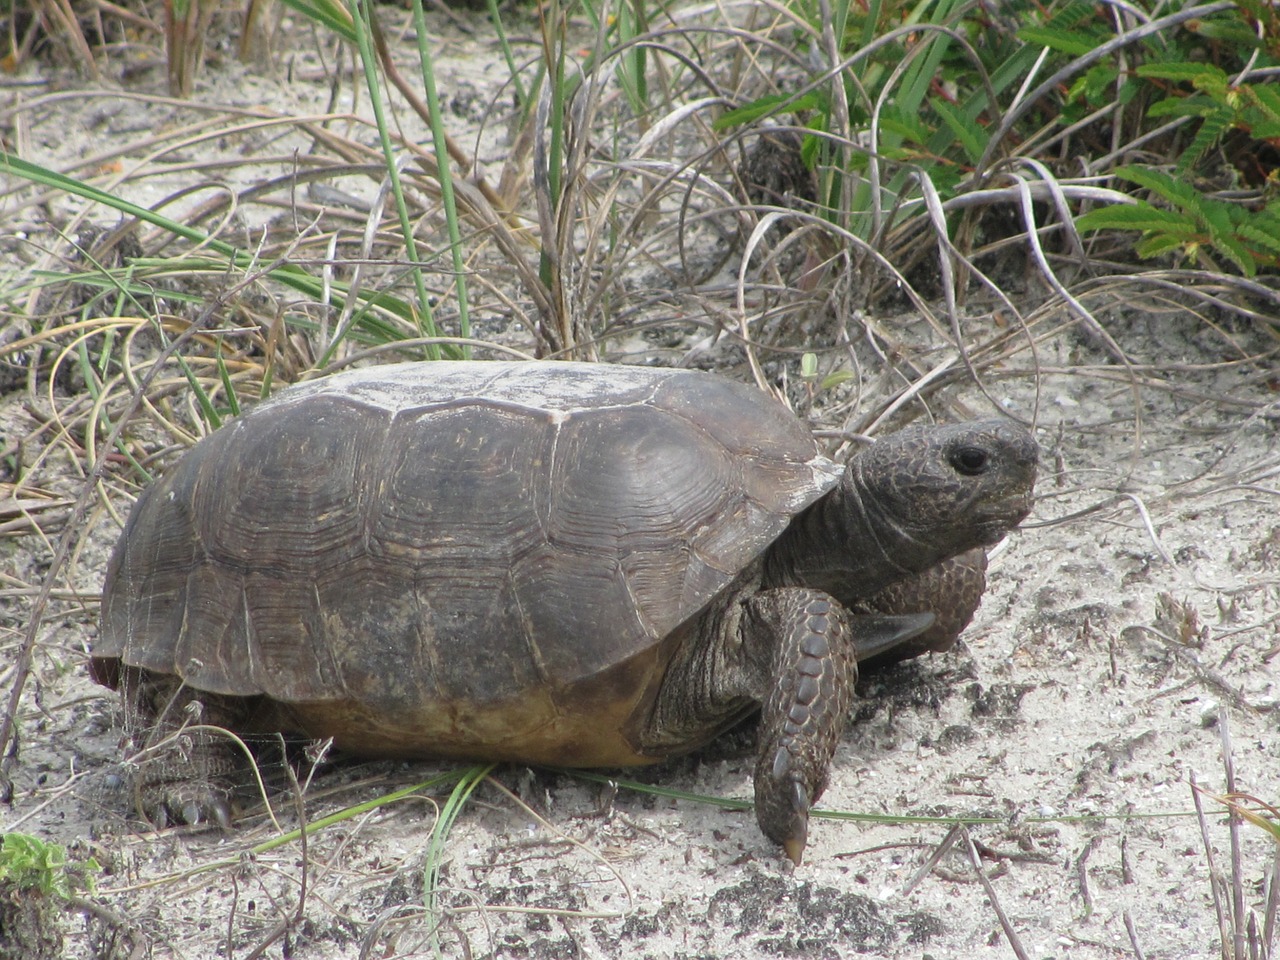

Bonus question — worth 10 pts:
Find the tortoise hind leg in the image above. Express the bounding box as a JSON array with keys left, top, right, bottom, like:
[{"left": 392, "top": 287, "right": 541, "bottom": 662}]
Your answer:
[
  {"left": 745, "top": 589, "right": 931, "bottom": 865},
  {"left": 117, "top": 667, "right": 251, "bottom": 829}
]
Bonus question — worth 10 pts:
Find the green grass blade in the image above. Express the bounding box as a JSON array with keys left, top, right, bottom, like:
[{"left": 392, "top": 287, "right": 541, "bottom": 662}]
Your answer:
[
  {"left": 485, "top": 0, "right": 525, "bottom": 105},
  {"left": 713, "top": 93, "right": 824, "bottom": 131},
  {"left": 0, "top": 152, "right": 430, "bottom": 347},
  {"left": 2, "top": 151, "right": 232, "bottom": 254},
  {"left": 346, "top": 0, "right": 441, "bottom": 358},
  {"left": 424, "top": 764, "right": 493, "bottom": 955},
  {"left": 215, "top": 344, "right": 241, "bottom": 419},
  {"left": 893, "top": 0, "right": 963, "bottom": 121},
  {"left": 408, "top": 0, "right": 470, "bottom": 349},
  {"left": 242, "top": 771, "right": 469, "bottom": 859},
  {"left": 276, "top": 0, "right": 356, "bottom": 42}
]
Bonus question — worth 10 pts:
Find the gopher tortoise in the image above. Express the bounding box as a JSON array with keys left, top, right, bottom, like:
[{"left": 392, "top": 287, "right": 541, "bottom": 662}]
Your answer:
[{"left": 92, "top": 361, "right": 1037, "bottom": 863}]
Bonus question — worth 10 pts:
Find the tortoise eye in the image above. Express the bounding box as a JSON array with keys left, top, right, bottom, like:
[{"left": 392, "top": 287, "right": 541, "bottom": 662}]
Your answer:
[{"left": 949, "top": 445, "right": 990, "bottom": 476}]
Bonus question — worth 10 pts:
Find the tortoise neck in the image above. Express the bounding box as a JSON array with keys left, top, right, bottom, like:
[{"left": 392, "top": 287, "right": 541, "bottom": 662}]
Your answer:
[{"left": 762, "top": 465, "right": 921, "bottom": 605}]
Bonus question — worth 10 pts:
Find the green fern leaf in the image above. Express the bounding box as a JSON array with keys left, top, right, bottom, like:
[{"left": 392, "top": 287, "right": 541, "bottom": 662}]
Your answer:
[
  {"left": 1199, "top": 198, "right": 1234, "bottom": 233},
  {"left": 1248, "top": 83, "right": 1280, "bottom": 122},
  {"left": 1136, "top": 62, "right": 1229, "bottom": 86},
  {"left": 1075, "top": 203, "right": 1197, "bottom": 234},
  {"left": 1190, "top": 200, "right": 1255, "bottom": 274},
  {"left": 1135, "top": 234, "right": 1190, "bottom": 258},
  {"left": 1068, "top": 63, "right": 1121, "bottom": 107},
  {"left": 1111, "top": 166, "right": 1201, "bottom": 210},
  {"left": 1016, "top": 25, "right": 1099, "bottom": 55},
  {"left": 930, "top": 96, "right": 987, "bottom": 164},
  {"left": 1208, "top": 231, "right": 1256, "bottom": 276},
  {"left": 1177, "top": 111, "right": 1233, "bottom": 174},
  {"left": 1147, "top": 95, "right": 1219, "bottom": 119},
  {"left": 879, "top": 112, "right": 933, "bottom": 146},
  {"left": 1237, "top": 220, "right": 1280, "bottom": 256},
  {"left": 1045, "top": 0, "right": 1103, "bottom": 29},
  {"left": 1176, "top": 17, "right": 1265, "bottom": 48}
]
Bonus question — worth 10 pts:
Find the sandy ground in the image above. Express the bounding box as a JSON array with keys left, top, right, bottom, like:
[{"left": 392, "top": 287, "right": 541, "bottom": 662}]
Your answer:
[{"left": 1, "top": 6, "right": 1278, "bottom": 959}]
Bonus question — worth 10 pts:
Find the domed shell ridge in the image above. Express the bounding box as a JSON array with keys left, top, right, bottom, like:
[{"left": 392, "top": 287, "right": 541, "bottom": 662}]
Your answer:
[{"left": 98, "top": 362, "right": 843, "bottom": 705}]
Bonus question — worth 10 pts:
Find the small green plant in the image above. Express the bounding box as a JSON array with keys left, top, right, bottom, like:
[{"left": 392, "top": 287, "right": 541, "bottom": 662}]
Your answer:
[
  {"left": 712, "top": 0, "right": 1280, "bottom": 282},
  {"left": 1028, "top": 7, "right": 1280, "bottom": 277},
  {"left": 1076, "top": 165, "right": 1280, "bottom": 276},
  {"left": 715, "top": 0, "right": 1017, "bottom": 234},
  {"left": 1071, "top": 63, "right": 1280, "bottom": 276},
  {"left": 0, "top": 833, "right": 99, "bottom": 900},
  {"left": 1138, "top": 64, "right": 1280, "bottom": 175}
]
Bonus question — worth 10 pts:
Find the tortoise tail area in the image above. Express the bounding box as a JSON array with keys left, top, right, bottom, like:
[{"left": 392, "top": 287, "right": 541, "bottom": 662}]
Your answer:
[
  {"left": 102, "top": 665, "right": 284, "bottom": 829},
  {"left": 88, "top": 655, "right": 121, "bottom": 690}
]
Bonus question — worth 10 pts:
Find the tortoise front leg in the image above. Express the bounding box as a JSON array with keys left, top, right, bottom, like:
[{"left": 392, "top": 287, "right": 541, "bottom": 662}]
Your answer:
[
  {"left": 850, "top": 548, "right": 988, "bottom": 669},
  {"left": 746, "top": 590, "right": 929, "bottom": 865}
]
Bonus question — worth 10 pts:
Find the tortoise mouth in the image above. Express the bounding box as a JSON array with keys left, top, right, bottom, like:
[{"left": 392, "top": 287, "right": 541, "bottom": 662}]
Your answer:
[{"left": 971, "top": 494, "right": 1034, "bottom": 543}]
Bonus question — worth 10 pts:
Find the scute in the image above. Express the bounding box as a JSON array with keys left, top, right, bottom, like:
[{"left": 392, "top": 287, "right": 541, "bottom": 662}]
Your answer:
[
  {"left": 99, "top": 362, "right": 840, "bottom": 718},
  {"left": 193, "top": 397, "right": 379, "bottom": 573}
]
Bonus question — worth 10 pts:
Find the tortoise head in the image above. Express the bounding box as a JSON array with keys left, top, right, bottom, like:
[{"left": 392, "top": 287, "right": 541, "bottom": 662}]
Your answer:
[{"left": 847, "top": 419, "right": 1038, "bottom": 563}]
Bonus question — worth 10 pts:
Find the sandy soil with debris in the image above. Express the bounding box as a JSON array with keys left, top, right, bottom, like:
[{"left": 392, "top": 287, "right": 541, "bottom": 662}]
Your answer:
[{"left": 2, "top": 7, "right": 1278, "bottom": 960}]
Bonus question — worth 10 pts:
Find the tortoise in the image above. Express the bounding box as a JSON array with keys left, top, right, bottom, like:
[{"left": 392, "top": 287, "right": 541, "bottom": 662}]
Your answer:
[{"left": 91, "top": 361, "right": 1037, "bottom": 864}]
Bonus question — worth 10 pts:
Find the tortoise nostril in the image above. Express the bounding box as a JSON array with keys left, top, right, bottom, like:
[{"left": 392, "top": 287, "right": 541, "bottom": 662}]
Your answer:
[{"left": 950, "top": 446, "right": 989, "bottom": 476}]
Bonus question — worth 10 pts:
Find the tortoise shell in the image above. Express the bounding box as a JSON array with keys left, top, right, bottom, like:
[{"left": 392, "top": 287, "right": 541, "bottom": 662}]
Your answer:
[{"left": 97, "top": 362, "right": 842, "bottom": 765}]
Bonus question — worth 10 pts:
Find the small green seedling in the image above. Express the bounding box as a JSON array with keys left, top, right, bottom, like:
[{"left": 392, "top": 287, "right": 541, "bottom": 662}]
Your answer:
[{"left": 0, "top": 833, "right": 99, "bottom": 901}]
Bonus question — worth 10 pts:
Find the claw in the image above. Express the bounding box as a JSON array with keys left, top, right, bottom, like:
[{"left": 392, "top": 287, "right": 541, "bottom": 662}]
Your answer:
[
  {"left": 143, "top": 781, "right": 235, "bottom": 831},
  {"left": 783, "top": 836, "right": 806, "bottom": 867},
  {"left": 771, "top": 746, "right": 790, "bottom": 780},
  {"left": 792, "top": 780, "right": 810, "bottom": 816},
  {"left": 148, "top": 803, "right": 170, "bottom": 831},
  {"left": 850, "top": 613, "right": 935, "bottom": 662},
  {"left": 783, "top": 781, "right": 810, "bottom": 866},
  {"left": 210, "top": 798, "right": 233, "bottom": 831}
]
